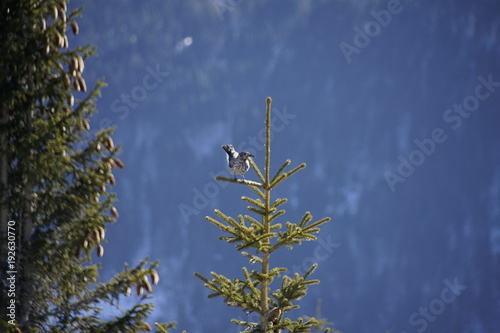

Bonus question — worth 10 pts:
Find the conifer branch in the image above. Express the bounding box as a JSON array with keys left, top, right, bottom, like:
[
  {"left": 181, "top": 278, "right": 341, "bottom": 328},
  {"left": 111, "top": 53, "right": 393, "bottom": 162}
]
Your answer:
[
  {"left": 271, "top": 159, "right": 291, "bottom": 183},
  {"left": 249, "top": 157, "right": 265, "bottom": 184},
  {"left": 238, "top": 214, "right": 246, "bottom": 226},
  {"left": 303, "top": 217, "right": 331, "bottom": 233},
  {"left": 285, "top": 162, "right": 307, "bottom": 179},
  {"left": 193, "top": 272, "right": 211, "bottom": 285},
  {"left": 247, "top": 205, "right": 267, "bottom": 216},
  {"left": 215, "top": 176, "right": 263, "bottom": 188},
  {"left": 269, "top": 173, "right": 287, "bottom": 189},
  {"left": 235, "top": 233, "right": 276, "bottom": 251},
  {"left": 243, "top": 267, "right": 260, "bottom": 296},
  {"left": 269, "top": 210, "right": 285, "bottom": 223},
  {"left": 243, "top": 214, "right": 263, "bottom": 228},
  {"left": 298, "top": 211, "right": 313, "bottom": 228},
  {"left": 154, "top": 322, "right": 179, "bottom": 333},
  {"left": 205, "top": 215, "right": 227, "bottom": 230},
  {"left": 241, "top": 252, "right": 263, "bottom": 264},
  {"left": 303, "top": 263, "right": 319, "bottom": 279},
  {"left": 271, "top": 197, "right": 288, "bottom": 209},
  {"left": 248, "top": 184, "right": 265, "bottom": 199},
  {"left": 214, "top": 209, "right": 238, "bottom": 227},
  {"left": 270, "top": 224, "right": 283, "bottom": 233},
  {"left": 241, "top": 196, "right": 265, "bottom": 209},
  {"left": 270, "top": 162, "right": 306, "bottom": 189}
]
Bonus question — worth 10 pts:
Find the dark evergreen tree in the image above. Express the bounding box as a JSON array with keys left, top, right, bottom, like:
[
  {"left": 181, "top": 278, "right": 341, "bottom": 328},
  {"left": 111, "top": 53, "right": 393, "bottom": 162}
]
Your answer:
[
  {"left": 196, "top": 98, "right": 339, "bottom": 333},
  {"left": 0, "top": 1, "right": 174, "bottom": 332}
]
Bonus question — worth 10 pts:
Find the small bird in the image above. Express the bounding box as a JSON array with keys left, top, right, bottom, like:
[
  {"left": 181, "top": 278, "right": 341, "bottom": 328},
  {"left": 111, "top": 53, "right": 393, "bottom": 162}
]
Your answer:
[{"left": 222, "top": 144, "right": 255, "bottom": 179}]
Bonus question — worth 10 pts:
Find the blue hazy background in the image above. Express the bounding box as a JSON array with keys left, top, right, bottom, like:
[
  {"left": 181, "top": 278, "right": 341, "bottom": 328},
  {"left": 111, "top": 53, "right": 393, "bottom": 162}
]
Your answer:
[{"left": 73, "top": 0, "right": 499, "bottom": 332}]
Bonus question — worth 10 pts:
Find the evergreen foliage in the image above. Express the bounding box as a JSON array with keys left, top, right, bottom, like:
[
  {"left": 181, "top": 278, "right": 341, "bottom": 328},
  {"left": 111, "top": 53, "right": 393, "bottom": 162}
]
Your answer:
[
  {"left": 195, "top": 98, "right": 337, "bottom": 332},
  {"left": 0, "top": 1, "right": 172, "bottom": 332}
]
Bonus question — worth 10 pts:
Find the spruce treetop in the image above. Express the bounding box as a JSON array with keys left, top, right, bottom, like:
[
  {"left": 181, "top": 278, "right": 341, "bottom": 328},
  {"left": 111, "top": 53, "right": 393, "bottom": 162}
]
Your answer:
[{"left": 196, "top": 97, "right": 337, "bottom": 333}]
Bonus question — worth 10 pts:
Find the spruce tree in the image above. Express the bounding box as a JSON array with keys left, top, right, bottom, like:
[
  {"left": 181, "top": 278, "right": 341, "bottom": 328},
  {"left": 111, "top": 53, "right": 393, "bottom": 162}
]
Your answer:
[
  {"left": 0, "top": 1, "right": 173, "bottom": 332},
  {"left": 196, "top": 98, "right": 337, "bottom": 332}
]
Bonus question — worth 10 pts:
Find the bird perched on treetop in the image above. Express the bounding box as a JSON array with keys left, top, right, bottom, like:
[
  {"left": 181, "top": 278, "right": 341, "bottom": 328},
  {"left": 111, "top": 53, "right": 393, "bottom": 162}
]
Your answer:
[{"left": 222, "top": 144, "right": 254, "bottom": 179}]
